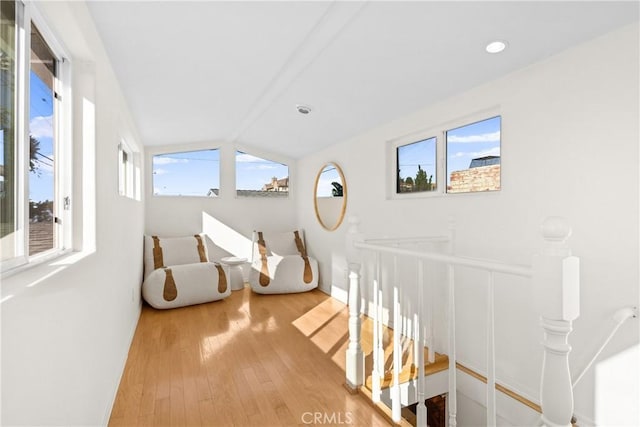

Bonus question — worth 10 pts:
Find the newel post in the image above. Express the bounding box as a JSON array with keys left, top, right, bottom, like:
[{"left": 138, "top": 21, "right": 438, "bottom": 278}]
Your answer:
[
  {"left": 533, "top": 217, "right": 580, "bottom": 427},
  {"left": 345, "top": 216, "right": 365, "bottom": 391}
]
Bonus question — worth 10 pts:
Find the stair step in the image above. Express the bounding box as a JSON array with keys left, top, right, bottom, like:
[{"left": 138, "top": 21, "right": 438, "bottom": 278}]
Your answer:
[
  {"left": 359, "top": 316, "right": 449, "bottom": 391},
  {"left": 365, "top": 350, "right": 449, "bottom": 390}
]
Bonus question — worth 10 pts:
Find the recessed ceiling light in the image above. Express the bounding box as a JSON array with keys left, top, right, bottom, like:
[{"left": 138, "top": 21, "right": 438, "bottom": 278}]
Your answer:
[
  {"left": 296, "top": 104, "right": 312, "bottom": 115},
  {"left": 486, "top": 40, "right": 507, "bottom": 54}
]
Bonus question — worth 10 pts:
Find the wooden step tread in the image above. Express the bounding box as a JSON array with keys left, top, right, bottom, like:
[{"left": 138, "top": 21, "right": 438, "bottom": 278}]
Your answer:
[{"left": 365, "top": 349, "right": 449, "bottom": 390}]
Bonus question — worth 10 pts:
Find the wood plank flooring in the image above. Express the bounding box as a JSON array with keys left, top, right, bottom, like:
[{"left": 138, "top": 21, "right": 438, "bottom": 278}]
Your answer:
[{"left": 109, "top": 287, "right": 391, "bottom": 426}]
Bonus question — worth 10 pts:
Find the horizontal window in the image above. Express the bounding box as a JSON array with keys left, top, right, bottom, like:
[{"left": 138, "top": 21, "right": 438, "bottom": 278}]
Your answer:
[
  {"left": 235, "top": 151, "right": 288, "bottom": 198},
  {"left": 152, "top": 149, "right": 220, "bottom": 197}
]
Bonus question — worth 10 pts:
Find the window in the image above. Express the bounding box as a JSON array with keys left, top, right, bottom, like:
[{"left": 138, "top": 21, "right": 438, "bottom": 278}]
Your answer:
[
  {"left": 446, "top": 116, "right": 501, "bottom": 193},
  {"left": 152, "top": 149, "right": 220, "bottom": 197},
  {"left": 1, "top": 1, "right": 19, "bottom": 264},
  {"left": 28, "top": 24, "right": 57, "bottom": 256},
  {"left": 1, "top": 1, "right": 70, "bottom": 271},
  {"left": 235, "top": 151, "right": 288, "bottom": 198},
  {"left": 396, "top": 137, "right": 437, "bottom": 194},
  {"left": 118, "top": 140, "right": 137, "bottom": 199}
]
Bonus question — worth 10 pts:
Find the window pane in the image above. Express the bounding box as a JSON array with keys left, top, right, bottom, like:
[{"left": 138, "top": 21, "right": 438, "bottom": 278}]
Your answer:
[
  {"left": 0, "top": 0, "right": 17, "bottom": 261},
  {"left": 446, "top": 116, "right": 501, "bottom": 193},
  {"left": 235, "top": 151, "right": 288, "bottom": 198},
  {"left": 29, "top": 23, "right": 57, "bottom": 256},
  {"left": 153, "top": 149, "right": 220, "bottom": 197},
  {"left": 396, "top": 137, "right": 436, "bottom": 194}
]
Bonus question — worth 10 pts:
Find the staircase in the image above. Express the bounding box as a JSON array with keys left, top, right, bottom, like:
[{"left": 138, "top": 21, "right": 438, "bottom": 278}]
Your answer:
[
  {"left": 344, "top": 216, "right": 582, "bottom": 426},
  {"left": 356, "top": 315, "right": 449, "bottom": 426}
]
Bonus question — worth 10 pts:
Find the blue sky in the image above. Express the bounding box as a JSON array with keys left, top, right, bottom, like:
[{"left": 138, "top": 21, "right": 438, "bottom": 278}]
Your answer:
[
  {"left": 446, "top": 115, "right": 501, "bottom": 182},
  {"left": 152, "top": 150, "right": 288, "bottom": 196},
  {"left": 153, "top": 149, "right": 220, "bottom": 196},
  {"left": 29, "top": 70, "right": 55, "bottom": 203},
  {"left": 235, "top": 151, "right": 288, "bottom": 192},
  {"left": 397, "top": 137, "right": 437, "bottom": 186}
]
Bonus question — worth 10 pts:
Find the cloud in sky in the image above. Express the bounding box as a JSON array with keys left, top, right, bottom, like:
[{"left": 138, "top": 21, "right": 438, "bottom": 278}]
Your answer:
[
  {"left": 153, "top": 156, "right": 189, "bottom": 165},
  {"left": 29, "top": 115, "right": 53, "bottom": 140},
  {"left": 153, "top": 168, "right": 168, "bottom": 175},
  {"left": 451, "top": 146, "right": 501, "bottom": 159},
  {"left": 236, "top": 153, "right": 266, "bottom": 163},
  {"left": 448, "top": 131, "right": 500, "bottom": 144},
  {"left": 236, "top": 153, "right": 283, "bottom": 171}
]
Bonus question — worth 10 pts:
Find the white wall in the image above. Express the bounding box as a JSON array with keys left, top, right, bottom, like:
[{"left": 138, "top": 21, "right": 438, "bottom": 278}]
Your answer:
[
  {"left": 1, "top": 2, "right": 145, "bottom": 425},
  {"left": 297, "top": 23, "right": 639, "bottom": 425}
]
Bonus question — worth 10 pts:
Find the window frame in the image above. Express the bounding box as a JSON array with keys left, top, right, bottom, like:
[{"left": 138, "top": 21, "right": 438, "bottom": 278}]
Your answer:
[
  {"left": 388, "top": 127, "right": 443, "bottom": 200},
  {"left": 118, "top": 140, "right": 136, "bottom": 199},
  {"left": 1, "top": 1, "right": 72, "bottom": 274},
  {"left": 395, "top": 136, "right": 438, "bottom": 195},
  {"left": 234, "top": 150, "right": 290, "bottom": 199},
  {"left": 387, "top": 108, "right": 502, "bottom": 200},
  {"left": 151, "top": 147, "right": 221, "bottom": 198},
  {"left": 445, "top": 115, "right": 502, "bottom": 194}
]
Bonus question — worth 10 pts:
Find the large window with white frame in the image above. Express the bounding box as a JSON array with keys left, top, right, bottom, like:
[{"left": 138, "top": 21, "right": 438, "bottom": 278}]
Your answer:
[
  {"left": 1, "top": 1, "right": 71, "bottom": 272},
  {"left": 389, "top": 113, "right": 501, "bottom": 198}
]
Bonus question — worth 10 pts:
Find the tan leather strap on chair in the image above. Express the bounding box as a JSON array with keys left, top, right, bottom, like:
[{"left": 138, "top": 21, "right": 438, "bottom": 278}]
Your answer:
[
  {"left": 257, "top": 231, "right": 270, "bottom": 286},
  {"left": 194, "top": 234, "right": 207, "bottom": 262},
  {"left": 163, "top": 268, "right": 177, "bottom": 301},
  {"left": 152, "top": 236, "right": 164, "bottom": 269},
  {"left": 215, "top": 264, "right": 228, "bottom": 293},
  {"left": 294, "top": 230, "right": 313, "bottom": 284}
]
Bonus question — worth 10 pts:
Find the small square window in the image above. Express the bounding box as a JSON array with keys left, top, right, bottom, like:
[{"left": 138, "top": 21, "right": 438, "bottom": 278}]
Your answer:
[
  {"left": 396, "top": 137, "right": 437, "bottom": 194},
  {"left": 446, "top": 116, "right": 501, "bottom": 193}
]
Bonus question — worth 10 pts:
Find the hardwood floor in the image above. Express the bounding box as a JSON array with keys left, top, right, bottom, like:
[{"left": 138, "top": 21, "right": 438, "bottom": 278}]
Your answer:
[{"left": 109, "top": 287, "right": 391, "bottom": 426}]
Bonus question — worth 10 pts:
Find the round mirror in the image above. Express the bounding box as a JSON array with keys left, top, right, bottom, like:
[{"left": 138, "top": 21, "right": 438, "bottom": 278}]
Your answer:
[{"left": 313, "top": 162, "right": 347, "bottom": 231}]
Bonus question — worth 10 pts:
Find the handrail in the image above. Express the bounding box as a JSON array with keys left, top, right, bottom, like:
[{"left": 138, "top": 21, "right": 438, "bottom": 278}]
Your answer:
[
  {"left": 364, "top": 235, "right": 450, "bottom": 245},
  {"left": 346, "top": 216, "right": 579, "bottom": 427},
  {"left": 355, "top": 241, "right": 533, "bottom": 278},
  {"left": 572, "top": 306, "right": 637, "bottom": 388}
]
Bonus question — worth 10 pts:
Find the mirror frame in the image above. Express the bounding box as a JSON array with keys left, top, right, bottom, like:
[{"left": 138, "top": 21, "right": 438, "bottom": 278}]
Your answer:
[{"left": 313, "top": 162, "right": 347, "bottom": 231}]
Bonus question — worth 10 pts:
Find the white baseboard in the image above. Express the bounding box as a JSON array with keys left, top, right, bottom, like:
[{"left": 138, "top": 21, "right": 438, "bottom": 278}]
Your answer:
[{"left": 101, "top": 302, "right": 141, "bottom": 425}]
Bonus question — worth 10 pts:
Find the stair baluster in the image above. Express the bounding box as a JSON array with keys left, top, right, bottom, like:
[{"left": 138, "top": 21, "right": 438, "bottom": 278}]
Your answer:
[
  {"left": 487, "top": 271, "right": 496, "bottom": 426},
  {"left": 416, "top": 259, "right": 427, "bottom": 426},
  {"left": 371, "top": 251, "right": 381, "bottom": 403},
  {"left": 391, "top": 252, "right": 402, "bottom": 422},
  {"left": 448, "top": 264, "right": 458, "bottom": 426}
]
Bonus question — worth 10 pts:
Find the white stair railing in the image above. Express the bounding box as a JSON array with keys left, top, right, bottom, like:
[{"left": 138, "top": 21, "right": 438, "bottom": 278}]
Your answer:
[{"left": 345, "top": 216, "right": 580, "bottom": 427}]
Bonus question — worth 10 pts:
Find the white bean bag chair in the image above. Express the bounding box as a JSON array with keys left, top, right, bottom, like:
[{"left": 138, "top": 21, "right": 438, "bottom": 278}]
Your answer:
[
  {"left": 142, "top": 234, "right": 230, "bottom": 309},
  {"left": 248, "top": 230, "right": 319, "bottom": 294}
]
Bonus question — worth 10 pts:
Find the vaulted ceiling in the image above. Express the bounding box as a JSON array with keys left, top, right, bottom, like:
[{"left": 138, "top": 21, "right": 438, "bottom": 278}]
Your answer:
[{"left": 87, "top": 1, "right": 638, "bottom": 158}]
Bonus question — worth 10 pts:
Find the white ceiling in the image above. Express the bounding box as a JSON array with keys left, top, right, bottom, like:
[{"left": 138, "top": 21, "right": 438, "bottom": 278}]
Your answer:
[{"left": 86, "top": 1, "right": 639, "bottom": 158}]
